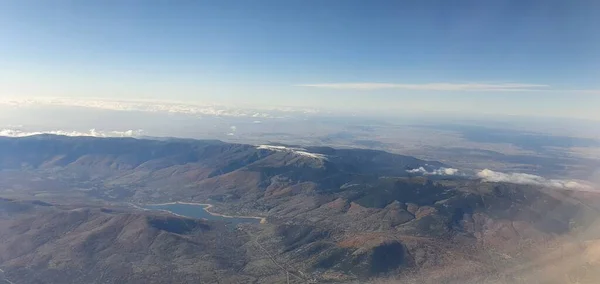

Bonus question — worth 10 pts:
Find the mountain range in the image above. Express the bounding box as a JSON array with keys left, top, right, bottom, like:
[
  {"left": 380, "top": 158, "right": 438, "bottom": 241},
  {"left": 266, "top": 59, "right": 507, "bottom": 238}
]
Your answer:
[{"left": 0, "top": 135, "right": 599, "bottom": 283}]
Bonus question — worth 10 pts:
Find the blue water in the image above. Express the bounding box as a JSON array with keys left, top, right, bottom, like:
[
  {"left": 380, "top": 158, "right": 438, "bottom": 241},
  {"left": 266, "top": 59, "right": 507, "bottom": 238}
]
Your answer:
[{"left": 143, "top": 203, "right": 261, "bottom": 225}]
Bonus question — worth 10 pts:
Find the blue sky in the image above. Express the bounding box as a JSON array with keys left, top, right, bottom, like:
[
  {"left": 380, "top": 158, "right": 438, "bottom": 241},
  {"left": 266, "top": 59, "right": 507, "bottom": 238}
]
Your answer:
[{"left": 1, "top": 0, "right": 599, "bottom": 119}]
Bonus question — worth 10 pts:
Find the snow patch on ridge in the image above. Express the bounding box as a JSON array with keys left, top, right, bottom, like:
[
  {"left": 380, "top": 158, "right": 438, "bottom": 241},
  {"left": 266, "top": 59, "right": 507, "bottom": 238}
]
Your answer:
[{"left": 256, "top": 145, "right": 327, "bottom": 160}]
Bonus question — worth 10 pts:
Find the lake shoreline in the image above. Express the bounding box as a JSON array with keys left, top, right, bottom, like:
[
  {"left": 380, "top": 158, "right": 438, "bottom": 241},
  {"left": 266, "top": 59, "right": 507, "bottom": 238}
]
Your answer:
[{"left": 132, "top": 201, "right": 267, "bottom": 224}]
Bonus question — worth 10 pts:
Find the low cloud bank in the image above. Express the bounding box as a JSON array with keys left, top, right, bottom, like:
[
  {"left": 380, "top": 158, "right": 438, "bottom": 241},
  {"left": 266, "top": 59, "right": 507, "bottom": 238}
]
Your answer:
[
  {"left": 0, "top": 128, "right": 143, "bottom": 138},
  {"left": 407, "top": 167, "right": 460, "bottom": 176},
  {"left": 0, "top": 97, "right": 320, "bottom": 118},
  {"left": 477, "top": 169, "right": 592, "bottom": 190},
  {"left": 407, "top": 167, "right": 594, "bottom": 190}
]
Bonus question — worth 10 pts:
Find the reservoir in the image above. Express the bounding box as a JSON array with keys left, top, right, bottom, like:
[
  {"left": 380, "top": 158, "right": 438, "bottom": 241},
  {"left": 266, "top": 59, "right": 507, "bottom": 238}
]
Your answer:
[{"left": 143, "top": 203, "right": 263, "bottom": 225}]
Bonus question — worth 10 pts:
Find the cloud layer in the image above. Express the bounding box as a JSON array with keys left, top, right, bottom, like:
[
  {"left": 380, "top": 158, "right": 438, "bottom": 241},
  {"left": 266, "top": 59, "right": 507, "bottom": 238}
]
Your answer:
[
  {"left": 0, "top": 128, "right": 143, "bottom": 138},
  {"left": 0, "top": 97, "right": 320, "bottom": 118},
  {"left": 477, "top": 169, "right": 592, "bottom": 190},
  {"left": 297, "top": 82, "right": 549, "bottom": 91}
]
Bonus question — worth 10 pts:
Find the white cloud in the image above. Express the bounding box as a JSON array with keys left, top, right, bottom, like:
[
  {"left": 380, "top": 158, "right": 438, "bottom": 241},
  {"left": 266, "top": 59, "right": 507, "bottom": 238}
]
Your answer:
[
  {"left": 0, "top": 97, "right": 321, "bottom": 118},
  {"left": 476, "top": 169, "right": 593, "bottom": 190},
  {"left": 226, "top": 126, "right": 237, "bottom": 136},
  {"left": 407, "top": 167, "right": 460, "bottom": 176},
  {"left": 296, "top": 82, "right": 549, "bottom": 91},
  {"left": 437, "top": 168, "right": 459, "bottom": 175},
  {"left": 406, "top": 167, "right": 427, "bottom": 174},
  {"left": 0, "top": 128, "right": 143, "bottom": 138}
]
